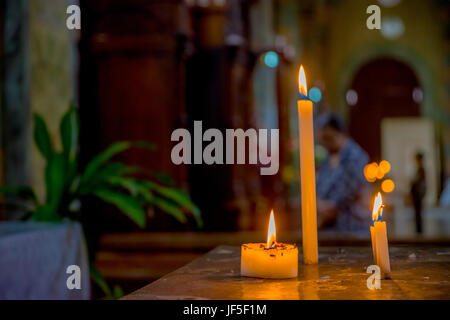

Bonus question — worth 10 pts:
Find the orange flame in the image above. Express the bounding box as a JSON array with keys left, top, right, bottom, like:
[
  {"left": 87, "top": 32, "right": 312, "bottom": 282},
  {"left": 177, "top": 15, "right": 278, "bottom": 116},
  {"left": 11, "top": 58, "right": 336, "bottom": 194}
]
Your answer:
[
  {"left": 372, "top": 192, "right": 383, "bottom": 222},
  {"left": 298, "top": 65, "right": 308, "bottom": 97},
  {"left": 266, "top": 210, "right": 277, "bottom": 248}
]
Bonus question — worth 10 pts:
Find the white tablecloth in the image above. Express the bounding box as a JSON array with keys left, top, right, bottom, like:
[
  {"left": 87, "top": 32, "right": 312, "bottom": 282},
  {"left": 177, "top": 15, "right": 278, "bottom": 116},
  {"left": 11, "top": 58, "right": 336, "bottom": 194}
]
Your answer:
[{"left": 0, "top": 221, "right": 90, "bottom": 299}]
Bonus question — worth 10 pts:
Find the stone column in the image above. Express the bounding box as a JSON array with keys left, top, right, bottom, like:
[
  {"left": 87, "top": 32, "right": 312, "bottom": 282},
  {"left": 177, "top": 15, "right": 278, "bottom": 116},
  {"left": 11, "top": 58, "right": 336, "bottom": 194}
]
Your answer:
[{"left": 1, "top": 0, "right": 31, "bottom": 219}]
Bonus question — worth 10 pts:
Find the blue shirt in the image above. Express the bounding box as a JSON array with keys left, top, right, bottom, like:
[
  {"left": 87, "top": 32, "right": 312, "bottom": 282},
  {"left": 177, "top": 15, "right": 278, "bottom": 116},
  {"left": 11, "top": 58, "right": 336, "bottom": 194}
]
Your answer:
[{"left": 316, "top": 139, "right": 371, "bottom": 231}]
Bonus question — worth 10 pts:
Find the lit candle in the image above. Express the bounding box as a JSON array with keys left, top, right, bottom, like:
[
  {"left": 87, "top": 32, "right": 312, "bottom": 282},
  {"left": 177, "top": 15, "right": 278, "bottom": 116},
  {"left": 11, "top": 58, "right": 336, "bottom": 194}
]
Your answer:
[
  {"left": 297, "top": 65, "right": 318, "bottom": 265},
  {"left": 370, "top": 192, "right": 391, "bottom": 279},
  {"left": 241, "top": 210, "right": 298, "bottom": 279}
]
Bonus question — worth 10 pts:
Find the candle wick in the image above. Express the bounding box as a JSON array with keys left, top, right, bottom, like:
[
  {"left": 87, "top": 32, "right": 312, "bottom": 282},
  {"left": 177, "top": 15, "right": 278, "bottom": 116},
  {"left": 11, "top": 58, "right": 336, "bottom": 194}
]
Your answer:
[
  {"left": 379, "top": 205, "right": 385, "bottom": 221},
  {"left": 299, "top": 94, "right": 309, "bottom": 101},
  {"left": 267, "top": 241, "right": 277, "bottom": 249}
]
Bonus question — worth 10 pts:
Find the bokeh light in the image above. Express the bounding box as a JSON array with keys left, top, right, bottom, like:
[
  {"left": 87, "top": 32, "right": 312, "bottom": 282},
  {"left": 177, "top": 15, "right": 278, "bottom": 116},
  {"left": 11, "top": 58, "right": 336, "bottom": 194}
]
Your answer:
[
  {"left": 364, "top": 163, "right": 378, "bottom": 182},
  {"left": 379, "top": 160, "right": 391, "bottom": 174},
  {"left": 346, "top": 89, "right": 358, "bottom": 106},
  {"left": 381, "top": 16, "right": 405, "bottom": 40},
  {"left": 263, "top": 51, "right": 279, "bottom": 68},
  {"left": 309, "top": 87, "right": 322, "bottom": 103},
  {"left": 412, "top": 87, "right": 423, "bottom": 103},
  {"left": 378, "top": 0, "right": 402, "bottom": 8},
  {"left": 376, "top": 167, "right": 385, "bottom": 180},
  {"left": 381, "top": 179, "right": 395, "bottom": 193}
]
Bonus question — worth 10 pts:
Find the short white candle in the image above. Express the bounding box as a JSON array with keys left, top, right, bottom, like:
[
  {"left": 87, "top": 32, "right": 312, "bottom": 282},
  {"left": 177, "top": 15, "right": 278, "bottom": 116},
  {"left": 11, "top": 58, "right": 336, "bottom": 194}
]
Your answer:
[
  {"left": 370, "top": 193, "right": 391, "bottom": 279},
  {"left": 241, "top": 210, "right": 298, "bottom": 279}
]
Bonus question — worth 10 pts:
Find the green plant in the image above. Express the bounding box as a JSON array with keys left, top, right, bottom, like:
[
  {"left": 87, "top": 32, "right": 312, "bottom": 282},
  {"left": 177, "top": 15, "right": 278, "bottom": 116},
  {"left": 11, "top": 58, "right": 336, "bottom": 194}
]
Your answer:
[{"left": 0, "top": 106, "right": 202, "bottom": 298}]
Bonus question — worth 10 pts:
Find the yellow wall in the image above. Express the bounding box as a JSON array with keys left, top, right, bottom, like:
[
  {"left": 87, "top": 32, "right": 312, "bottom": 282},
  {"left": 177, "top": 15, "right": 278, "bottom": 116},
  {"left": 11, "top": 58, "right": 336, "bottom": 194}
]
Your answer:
[{"left": 327, "top": 0, "right": 446, "bottom": 120}]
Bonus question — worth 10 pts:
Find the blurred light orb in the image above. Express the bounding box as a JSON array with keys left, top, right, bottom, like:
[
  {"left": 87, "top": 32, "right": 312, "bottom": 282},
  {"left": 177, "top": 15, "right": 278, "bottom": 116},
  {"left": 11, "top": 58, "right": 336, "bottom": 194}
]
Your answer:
[
  {"left": 381, "top": 179, "right": 395, "bottom": 193},
  {"left": 412, "top": 87, "right": 423, "bottom": 103},
  {"left": 376, "top": 167, "right": 385, "bottom": 180},
  {"left": 309, "top": 87, "right": 322, "bottom": 103},
  {"left": 381, "top": 17, "right": 405, "bottom": 39},
  {"left": 377, "top": 0, "right": 401, "bottom": 8},
  {"left": 264, "top": 51, "right": 279, "bottom": 68},
  {"left": 364, "top": 163, "right": 378, "bottom": 182},
  {"left": 346, "top": 89, "right": 358, "bottom": 106},
  {"left": 379, "top": 160, "right": 391, "bottom": 174}
]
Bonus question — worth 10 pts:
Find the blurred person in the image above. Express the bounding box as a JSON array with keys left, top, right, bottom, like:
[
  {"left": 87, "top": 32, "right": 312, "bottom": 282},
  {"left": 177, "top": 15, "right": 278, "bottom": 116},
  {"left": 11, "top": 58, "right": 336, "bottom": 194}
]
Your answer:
[
  {"left": 440, "top": 177, "right": 450, "bottom": 207},
  {"left": 315, "top": 113, "right": 371, "bottom": 231},
  {"left": 410, "top": 152, "right": 426, "bottom": 233}
]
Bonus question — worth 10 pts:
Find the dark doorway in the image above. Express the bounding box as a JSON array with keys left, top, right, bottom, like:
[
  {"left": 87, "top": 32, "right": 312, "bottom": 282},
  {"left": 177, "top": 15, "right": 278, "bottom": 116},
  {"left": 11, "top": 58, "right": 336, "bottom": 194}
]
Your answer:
[{"left": 348, "top": 58, "right": 421, "bottom": 161}]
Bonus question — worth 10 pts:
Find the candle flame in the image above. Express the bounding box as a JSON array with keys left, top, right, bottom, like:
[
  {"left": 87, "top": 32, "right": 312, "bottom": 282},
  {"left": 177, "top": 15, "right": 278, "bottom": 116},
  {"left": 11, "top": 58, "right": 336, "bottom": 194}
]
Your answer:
[
  {"left": 298, "top": 65, "right": 308, "bottom": 97},
  {"left": 372, "top": 192, "right": 384, "bottom": 222},
  {"left": 266, "top": 210, "right": 277, "bottom": 249}
]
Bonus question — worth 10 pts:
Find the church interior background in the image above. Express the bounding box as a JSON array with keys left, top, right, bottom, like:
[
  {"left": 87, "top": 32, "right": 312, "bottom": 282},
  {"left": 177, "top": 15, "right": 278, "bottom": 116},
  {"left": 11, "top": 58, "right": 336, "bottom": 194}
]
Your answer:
[{"left": 1, "top": 0, "right": 449, "bottom": 298}]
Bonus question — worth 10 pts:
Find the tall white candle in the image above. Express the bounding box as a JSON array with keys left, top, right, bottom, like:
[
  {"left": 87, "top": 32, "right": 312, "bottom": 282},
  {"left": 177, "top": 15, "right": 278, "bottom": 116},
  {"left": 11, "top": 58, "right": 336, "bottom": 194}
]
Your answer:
[{"left": 297, "top": 65, "right": 318, "bottom": 265}]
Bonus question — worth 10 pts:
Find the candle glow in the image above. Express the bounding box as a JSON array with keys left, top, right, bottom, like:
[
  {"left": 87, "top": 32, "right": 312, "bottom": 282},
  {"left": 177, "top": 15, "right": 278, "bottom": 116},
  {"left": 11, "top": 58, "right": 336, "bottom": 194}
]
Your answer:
[
  {"left": 298, "top": 65, "right": 308, "bottom": 97},
  {"left": 372, "top": 192, "right": 383, "bottom": 222},
  {"left": 266, "top": 210, "right": 277, "bottom": 249}
]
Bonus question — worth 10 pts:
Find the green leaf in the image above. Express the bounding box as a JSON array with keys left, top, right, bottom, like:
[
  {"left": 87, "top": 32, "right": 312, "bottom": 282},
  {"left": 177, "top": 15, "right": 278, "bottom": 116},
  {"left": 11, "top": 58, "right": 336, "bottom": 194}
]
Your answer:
[
  {"left": 94, "top": 189, "right": 146, "bottom": 228},
  {"left": 32, "top": 204, "right": 60, "bottom": 222},
  {"left": 150, "top": 196, "right": 187, "bottom": 224},
  {"left": 78, "top": 162, "right": 141, "bottom": 195},
  {"left": 125, "top": 180, "right": 155, "bottom": 203},
  {"left": 60, "top": 107, "right": 79, "bottom": 189},
  {"left": 44, "top": 153, "right": 66, "bottom": 219},
  {"left": 81, "top": 141, "right": 155, "bottom": 185},
  {"left": 106, "top": 176, "right": 141, "bottom": 196},
  {"left": 143, "top": 181, "right": 202, "bottom": 227},
  {"left": 33, "top": 113, "right": 54, "bottom": 161},
  {"left": 122, "top": 179, "right": 191, "bottom": 224},
  {"left": 104, "top": 177, "right": 187, "bottom": 224},
  {"left": 90, "top": 264, "right": 112, "bottom": 298},
  {"left": 82, "top": 142, "right": 132, "bottom": 183},
  {"left": 0, "top": 186, "right": 37, "bottom": 204},
  {"left": 60, "top": 107, "right": 79, "bottom": 163},
  {"left": 112, "top": 286, "right": 124, "bottom": 299},
  {"left": 150, "top": 172, "right": 174, "bottom": 186}
]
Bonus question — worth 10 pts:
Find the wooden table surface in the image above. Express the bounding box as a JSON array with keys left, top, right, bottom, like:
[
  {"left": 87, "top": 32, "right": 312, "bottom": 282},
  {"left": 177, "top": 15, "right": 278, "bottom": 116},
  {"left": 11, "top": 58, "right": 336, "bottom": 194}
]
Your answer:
[{"left": 123, "top": 245, "right": 450, "bottom": 300}]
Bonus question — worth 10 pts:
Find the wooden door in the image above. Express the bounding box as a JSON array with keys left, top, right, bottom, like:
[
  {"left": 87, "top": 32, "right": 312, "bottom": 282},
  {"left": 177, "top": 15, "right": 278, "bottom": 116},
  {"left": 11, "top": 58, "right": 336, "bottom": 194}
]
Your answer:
[
  {"left": 79, "top": 0, "right": 190, "bottom": 232},
  {"left": 348, "top": 58, "right": 421, "bottom": 161}
]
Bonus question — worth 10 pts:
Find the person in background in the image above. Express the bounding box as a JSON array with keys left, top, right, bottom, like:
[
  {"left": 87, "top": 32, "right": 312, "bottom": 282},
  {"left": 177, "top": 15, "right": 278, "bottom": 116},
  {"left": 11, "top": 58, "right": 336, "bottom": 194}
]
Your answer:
[
  {"left": 440, "top": 177, "right": 450, "bottom": 207},
  {"left": 410, "top": 152, "right": 426, "bottom": 234},
  {"left": 315, "top": 113, "right": 371, "bottom": 232}
]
